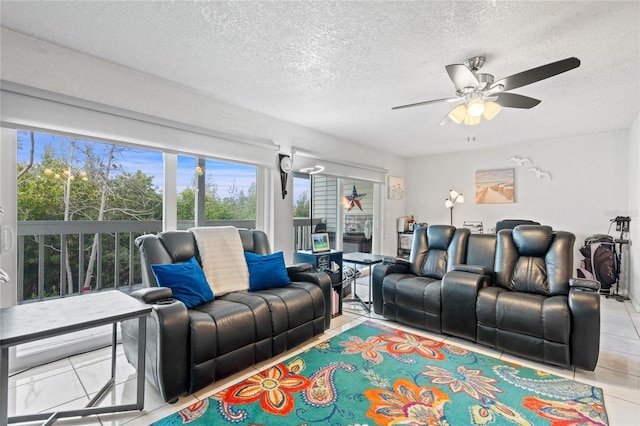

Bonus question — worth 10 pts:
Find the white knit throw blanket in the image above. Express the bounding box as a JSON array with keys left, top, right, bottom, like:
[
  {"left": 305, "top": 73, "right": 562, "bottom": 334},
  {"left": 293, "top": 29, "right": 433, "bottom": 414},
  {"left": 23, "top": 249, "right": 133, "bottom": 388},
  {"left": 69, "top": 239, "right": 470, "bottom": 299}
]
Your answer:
[{"left": 189, "top": 226, "right": 249, "bottom": 296}]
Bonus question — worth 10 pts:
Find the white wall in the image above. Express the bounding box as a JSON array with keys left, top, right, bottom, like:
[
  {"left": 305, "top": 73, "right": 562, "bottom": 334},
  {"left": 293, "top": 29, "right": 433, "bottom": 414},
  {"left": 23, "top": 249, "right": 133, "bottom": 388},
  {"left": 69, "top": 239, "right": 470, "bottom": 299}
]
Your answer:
[
  {"left": 628, "top": 112, "right": 640, "bottom": 310},
  {"left": 405, "top": 130, "right": 630, "bottom": 269},
  {"left": 0, "top": 29, "right": 406, "bottom": 260}
]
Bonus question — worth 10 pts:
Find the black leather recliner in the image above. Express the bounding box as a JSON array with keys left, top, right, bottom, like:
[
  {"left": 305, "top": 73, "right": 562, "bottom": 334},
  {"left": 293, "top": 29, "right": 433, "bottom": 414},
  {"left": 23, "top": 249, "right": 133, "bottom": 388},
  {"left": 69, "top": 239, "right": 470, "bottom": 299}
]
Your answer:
[
  {"left": 374, "top": 225, "right": 600, "bottom": 371},
  {"left": 121, "top": 228, "right": 332, "bottom": 403},
  {"left": 371, "top": 225, "right": 469, "bottom": 333},
  {"left": 475, "top": 226, "right": 599, "bottom": 370}
]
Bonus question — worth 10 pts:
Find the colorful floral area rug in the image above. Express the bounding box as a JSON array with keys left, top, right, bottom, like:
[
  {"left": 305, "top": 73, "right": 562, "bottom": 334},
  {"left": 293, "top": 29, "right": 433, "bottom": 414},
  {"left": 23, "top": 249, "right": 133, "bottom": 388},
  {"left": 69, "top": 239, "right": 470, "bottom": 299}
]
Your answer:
[{"left": 153, "top": 321, "right": 608, "bottom": 425}]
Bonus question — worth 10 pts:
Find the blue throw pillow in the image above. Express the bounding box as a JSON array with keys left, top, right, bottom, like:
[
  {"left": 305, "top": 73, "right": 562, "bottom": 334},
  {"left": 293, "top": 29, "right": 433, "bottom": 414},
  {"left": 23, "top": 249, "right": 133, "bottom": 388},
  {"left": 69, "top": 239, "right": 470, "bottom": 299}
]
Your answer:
[
  {"left": 151, "top": 257, "right": 214, "bottom": 308},
  {"left": 245, "top": 251, "right": 291, "bottom": 291}
]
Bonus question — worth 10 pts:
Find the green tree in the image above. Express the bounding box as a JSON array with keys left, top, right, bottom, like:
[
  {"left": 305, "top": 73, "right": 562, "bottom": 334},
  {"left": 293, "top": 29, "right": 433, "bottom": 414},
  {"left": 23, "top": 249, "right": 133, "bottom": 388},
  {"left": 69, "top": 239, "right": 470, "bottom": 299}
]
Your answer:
[
  {"left": 177, "top": 176, "right": 257, "bottom": 221},
  {"left": 293, "top": 190, "right": 310, "bottom": 218}
]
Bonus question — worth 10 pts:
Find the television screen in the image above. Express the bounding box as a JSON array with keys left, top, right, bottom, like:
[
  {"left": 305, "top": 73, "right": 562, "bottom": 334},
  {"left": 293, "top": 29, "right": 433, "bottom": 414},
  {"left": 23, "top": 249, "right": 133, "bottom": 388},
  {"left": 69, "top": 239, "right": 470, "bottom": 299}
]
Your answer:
[{"left": 311, "top": 232, "right": 330, "bottom": 253}]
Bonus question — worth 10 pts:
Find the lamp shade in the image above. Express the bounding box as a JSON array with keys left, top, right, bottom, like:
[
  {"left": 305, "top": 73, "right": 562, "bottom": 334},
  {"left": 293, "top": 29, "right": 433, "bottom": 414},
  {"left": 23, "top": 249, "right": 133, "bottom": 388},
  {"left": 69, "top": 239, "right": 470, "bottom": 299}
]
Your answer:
[
  {"left": 483, "top": 101, "right": 502, "bottom": 120},
  {"left": 448, "top": 104, "right": 467, "bottom": 124},
  {"left": 464, "top": 114, "right": 481, "bottom": 126},
  {"left": 457, "top": 194, "right": 464, "bottom": 203},
  {"left": 467, "top": 98, "right": 485, "bottom": 117},
  {"left": 445, "top": 199, "right": 453, "bottom": 208}
]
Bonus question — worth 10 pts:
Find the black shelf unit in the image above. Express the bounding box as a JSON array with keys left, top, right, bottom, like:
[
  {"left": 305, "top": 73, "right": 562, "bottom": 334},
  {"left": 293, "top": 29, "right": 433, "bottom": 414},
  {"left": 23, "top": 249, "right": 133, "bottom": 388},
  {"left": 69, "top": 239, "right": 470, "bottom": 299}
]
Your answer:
[
  {"left": 397, "top": 231, "right": 414, "bottom": 259},
  {"left": 293, "top": 250, "right": 343, "bottom": 317}
]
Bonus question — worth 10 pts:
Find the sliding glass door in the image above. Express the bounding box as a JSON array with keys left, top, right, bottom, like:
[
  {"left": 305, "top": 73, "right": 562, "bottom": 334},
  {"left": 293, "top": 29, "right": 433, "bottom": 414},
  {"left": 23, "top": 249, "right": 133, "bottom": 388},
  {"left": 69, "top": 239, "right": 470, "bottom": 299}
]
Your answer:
[
  {"left": 293, "top": 174, "right": 377, "bottom": 255},
  {"left": 342, "top": 179, "right": 374, "bottom": 254}
]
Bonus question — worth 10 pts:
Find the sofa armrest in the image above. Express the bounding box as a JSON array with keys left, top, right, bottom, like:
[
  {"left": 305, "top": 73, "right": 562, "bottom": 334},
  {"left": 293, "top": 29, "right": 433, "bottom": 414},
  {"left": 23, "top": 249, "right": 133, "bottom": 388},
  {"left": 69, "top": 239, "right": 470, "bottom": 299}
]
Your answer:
[
  {"left": 288, "top": 270, "right": 332, "bottom": 330},
  {"left": 568, "top": 286, "right": 600, "bottom": 371},
  {"left": 130, "top": 287, "right": 174, "bottom": 304},
  {"left": 441, "top": 270, "right": 492, "bottom": 341},
  {"left": 372, "top": 262, "right": 411, "bottom": 314},
  {"left": 286, "top": 263, "right": 313, "bottom": 273},
  {"left": 569, "top": 277, "right": 600, "bottom": 292},
  {"left": 451, "top": 264, "right": 492, "bottom": 275},
  {"left": 121, "top": 294, "right": 190, "bottom": 402}
]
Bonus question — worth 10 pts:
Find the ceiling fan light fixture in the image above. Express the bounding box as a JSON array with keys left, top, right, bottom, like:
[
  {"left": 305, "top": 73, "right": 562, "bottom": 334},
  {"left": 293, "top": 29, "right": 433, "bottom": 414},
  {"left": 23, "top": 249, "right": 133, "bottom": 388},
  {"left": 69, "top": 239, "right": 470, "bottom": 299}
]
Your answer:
[
  {"left": 448, "top": 104, "right": 468, "bottom": 123},
  {"left": 467, "top": 98, "right": 485, "bottom": 117},
  {"left": 483, "top": 101, "right": 502, "bottom": 120}
]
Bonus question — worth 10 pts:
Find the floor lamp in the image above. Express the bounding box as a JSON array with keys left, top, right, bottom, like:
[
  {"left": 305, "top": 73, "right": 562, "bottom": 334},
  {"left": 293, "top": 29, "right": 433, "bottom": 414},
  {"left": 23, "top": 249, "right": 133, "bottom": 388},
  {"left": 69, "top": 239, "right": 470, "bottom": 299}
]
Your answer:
[{"left": 445, "top": 189, "right": 464, "bottom": 226}]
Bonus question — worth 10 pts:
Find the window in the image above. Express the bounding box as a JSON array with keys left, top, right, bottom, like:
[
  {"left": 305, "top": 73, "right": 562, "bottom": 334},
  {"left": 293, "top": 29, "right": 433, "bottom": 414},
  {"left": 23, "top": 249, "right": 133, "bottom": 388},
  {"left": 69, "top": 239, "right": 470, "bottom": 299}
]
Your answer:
[
  {"left": 293, "top": 174, "right": 339, "bottom": 251},
  {"left": 293, "top": 174, "right": 310, "bottom": 218},
  {"left": 176, "top": 155, "right": 257, "bottom": 229},
  {"left": 16, "top": 130, "right": 164, "bottom": 301}
]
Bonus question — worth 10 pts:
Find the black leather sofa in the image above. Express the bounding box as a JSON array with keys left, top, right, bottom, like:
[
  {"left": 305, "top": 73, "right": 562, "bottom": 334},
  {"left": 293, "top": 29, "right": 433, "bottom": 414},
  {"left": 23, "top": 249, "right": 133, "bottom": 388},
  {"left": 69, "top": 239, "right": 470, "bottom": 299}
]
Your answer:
[
  {"left": 373, "top": 224, "right": 600, "bottom": 371},
  {"left": 121, "top": 228, "right": 332, "bottom": 403}
]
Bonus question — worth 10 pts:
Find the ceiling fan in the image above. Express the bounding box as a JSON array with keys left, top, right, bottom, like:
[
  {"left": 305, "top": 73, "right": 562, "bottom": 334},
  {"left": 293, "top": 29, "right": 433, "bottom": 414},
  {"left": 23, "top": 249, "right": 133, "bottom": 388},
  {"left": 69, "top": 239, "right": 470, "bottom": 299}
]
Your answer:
[{"left": 392, "top": 56, "right": 580, "bottom": 125}]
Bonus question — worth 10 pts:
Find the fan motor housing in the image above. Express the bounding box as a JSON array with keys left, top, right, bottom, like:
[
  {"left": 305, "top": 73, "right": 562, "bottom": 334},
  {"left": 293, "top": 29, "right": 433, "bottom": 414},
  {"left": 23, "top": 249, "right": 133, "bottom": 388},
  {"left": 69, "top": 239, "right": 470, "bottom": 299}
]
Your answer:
[{"left": 476, "top": 73, "right": 494, "bottom": 90}]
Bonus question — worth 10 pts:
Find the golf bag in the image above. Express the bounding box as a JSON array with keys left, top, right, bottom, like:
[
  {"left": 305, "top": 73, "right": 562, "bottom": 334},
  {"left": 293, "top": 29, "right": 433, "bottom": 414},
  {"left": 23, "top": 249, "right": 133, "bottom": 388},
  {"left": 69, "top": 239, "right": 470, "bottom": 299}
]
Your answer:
[{"left": 577, "top": 234, "right": 618, "bottom": 292}]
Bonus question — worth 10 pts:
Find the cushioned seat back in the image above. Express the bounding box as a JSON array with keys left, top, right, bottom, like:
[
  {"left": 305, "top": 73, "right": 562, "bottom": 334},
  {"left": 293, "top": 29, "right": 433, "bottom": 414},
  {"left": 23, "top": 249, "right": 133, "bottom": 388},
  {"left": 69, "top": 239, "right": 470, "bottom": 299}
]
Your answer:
[
  {"left": 409, "top": 225, "right": 469, "bottom": 279},
  {"left": 465, "top": 233, "right": 497, "bottom": 271},
  {"left": 136, "top": 230, "right": 197, "bottom": 287},
  {"left": 494, "top": 225, "right": 575, "bottom": 296},
  {"left": 238, "top": 229, "right": 271, "bottom": 255},
  {"left": 137, "top": 228, "right": 274, "bottom": 288}
]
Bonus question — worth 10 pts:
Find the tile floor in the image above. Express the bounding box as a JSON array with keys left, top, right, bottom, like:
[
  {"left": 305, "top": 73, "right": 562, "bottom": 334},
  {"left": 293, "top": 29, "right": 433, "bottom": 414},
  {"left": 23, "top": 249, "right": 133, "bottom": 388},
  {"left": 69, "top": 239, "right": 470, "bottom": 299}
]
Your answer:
[{"left": 6, "top": 282, "right": 640, "bottom": 425}]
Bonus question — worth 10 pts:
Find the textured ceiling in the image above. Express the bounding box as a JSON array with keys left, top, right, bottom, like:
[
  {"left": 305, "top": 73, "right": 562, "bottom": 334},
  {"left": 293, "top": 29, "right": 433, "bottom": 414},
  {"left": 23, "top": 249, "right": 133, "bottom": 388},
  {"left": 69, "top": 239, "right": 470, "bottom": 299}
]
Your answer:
[{"left": 1, "top": 1, "right": 639, "bottom": 156}]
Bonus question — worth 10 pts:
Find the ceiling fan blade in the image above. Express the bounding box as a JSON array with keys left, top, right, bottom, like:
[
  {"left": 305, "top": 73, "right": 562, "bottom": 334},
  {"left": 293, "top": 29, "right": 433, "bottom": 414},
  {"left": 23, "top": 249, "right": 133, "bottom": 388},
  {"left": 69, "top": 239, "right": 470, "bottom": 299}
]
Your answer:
[
  {"left": 446, "top": 64, "right": 480, "bottom": 91},
  {"left": 495, "top": 93, "right": 541, "bottom": 109},
  {"left": 391, "top": 97, "right": 462, "bottom": 110},
  {"left": 491, "top": 57, "right": 580, "bottom": 92}
]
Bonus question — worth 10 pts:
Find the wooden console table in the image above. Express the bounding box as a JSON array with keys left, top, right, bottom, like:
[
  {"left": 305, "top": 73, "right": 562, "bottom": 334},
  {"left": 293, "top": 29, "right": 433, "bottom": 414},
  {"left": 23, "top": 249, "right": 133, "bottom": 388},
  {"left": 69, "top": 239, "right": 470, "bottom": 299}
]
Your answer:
[{"left": 1, "top": 291, "right": 151, "bottom": 425}]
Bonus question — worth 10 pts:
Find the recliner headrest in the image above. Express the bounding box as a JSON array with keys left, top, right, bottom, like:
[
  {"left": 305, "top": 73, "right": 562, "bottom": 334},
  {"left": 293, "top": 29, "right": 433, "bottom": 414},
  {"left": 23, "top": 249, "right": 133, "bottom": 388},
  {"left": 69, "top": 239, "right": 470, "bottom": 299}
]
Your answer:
[
  {"left": 426, "top": 225, "right": 455, "bottom": 250},
  {"left": 512, "top": 225, "right": 553, "bottom": 257}
]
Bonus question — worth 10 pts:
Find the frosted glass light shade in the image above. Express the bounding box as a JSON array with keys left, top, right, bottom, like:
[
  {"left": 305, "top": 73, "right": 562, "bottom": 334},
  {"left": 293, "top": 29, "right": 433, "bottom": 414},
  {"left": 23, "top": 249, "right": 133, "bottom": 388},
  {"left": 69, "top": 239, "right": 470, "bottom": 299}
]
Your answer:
[
  {"left": 457, "top": 194, "right": 465, "bottom": 203},
  {"left": 445, "top": 199, "right": 453, "bottom": 208},
  {"left": 464, "top": 115, "right": 481, "bottom": 125},
  {"left": 483, "top": 101, "right": 502, "bottom": 120},
  {"left": 448, "top": 104, "right": 467, "bottom": 124},
  {"left": 467, "top": 98, "right": 485, "bottom": 117}
]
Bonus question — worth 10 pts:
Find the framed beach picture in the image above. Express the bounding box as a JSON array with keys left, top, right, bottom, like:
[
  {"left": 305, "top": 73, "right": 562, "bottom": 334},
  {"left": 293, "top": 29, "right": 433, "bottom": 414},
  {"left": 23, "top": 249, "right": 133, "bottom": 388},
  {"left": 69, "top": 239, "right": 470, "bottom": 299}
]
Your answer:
[
  {"left": 475, "top": 169, "right": 515, "bottom": 204},
  {"left": 388, "top": 176, "right": 404, "bottom": 200}
]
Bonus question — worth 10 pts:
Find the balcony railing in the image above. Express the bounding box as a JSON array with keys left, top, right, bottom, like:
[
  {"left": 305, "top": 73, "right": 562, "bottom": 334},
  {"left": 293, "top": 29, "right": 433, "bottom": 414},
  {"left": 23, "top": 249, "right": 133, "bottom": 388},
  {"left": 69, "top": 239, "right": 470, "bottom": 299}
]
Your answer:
[
  {"left": 17, "top": 220, "right": 163, "bottom": 303},
  {"left": 293, "top": 218, "right": 324, "bottom": 251}
]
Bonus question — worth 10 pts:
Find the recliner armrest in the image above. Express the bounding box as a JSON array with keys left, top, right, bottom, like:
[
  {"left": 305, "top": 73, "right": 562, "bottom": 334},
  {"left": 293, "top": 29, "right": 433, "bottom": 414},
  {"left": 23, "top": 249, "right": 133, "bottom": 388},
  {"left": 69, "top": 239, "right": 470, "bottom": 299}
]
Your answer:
[
  {"left": 121, "top": 293, "right": 190, "bottom": 402},
  {"left": 569, "top": 277, "right": 600, "bottom": 292},
  {"left": 286, "top": 263, "right": 313, "bottom": 273},
  {"left": 568, "top": 284, "right": 601, "bottom": 370},
  {"left": 288, "top": 270, "right": 332, "bottom": 330},
  {"left": 383, "top": 256, "right": 410, "bottom": 266},
  {"left": 130, "top": 287, "right": 174, "bottom": 304},
  {"left": 451, "top": 264, "right": 492, "bottom": 275},
  {"left": 441, "top": 270, "right": 492, "bottom": 341}
]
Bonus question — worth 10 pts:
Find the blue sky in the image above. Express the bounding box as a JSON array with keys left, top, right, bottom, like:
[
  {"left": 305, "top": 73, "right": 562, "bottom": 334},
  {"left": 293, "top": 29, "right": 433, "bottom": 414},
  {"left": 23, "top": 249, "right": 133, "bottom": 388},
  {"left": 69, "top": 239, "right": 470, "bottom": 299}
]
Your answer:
[{"left": 17, "top": 131, "right": 257, "bottom": 195}]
